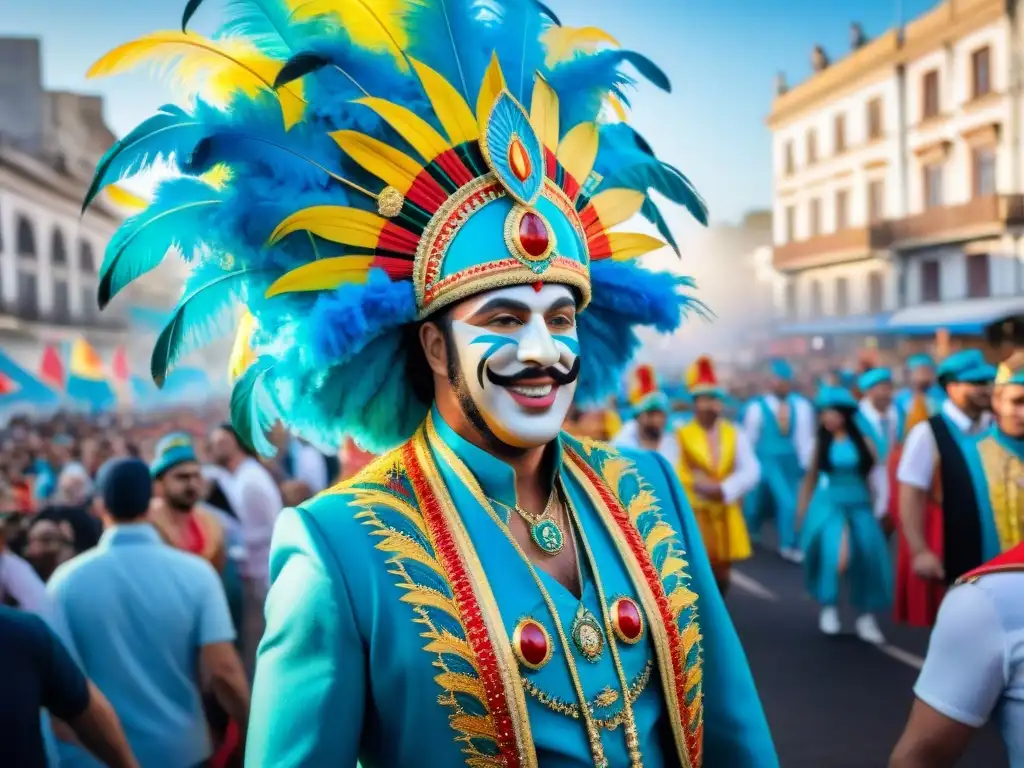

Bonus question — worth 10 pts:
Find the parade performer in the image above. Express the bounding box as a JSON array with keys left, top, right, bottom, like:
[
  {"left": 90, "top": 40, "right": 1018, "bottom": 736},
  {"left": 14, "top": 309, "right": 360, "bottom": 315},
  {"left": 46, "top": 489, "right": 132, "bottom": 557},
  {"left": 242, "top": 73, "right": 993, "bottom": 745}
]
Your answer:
[
  {"left": 796, "top": 386, "right": 890, "bottom": 643},
  {"left": 87, "top": 1, "right": 777, "bottom": 765},
  {"left": 744, "top": 359, "right": 815, "bottom": 563},
  {"left": 612, "top": 363, "right": 680, "bottom": 465},
  {"left": 665, "top": 381, "right": 694, "bottom": 429},
  {"left": 676, "top": 356, "right": 759, "bottom": 595},
  {"left": 890, "top": 540, "right": 1024, "bottom": 767},
  {"left": 895, "top": 350, "right": 995, "bottom": 626},
  {"left": 894, "top": 353, "right": 945, "bottom": 420},
  {"left": 854, "top": 368, "right": 899, "bottom": 525},
  {"left": 963, "top": 353, "right": 1024, "bottom": 561}
]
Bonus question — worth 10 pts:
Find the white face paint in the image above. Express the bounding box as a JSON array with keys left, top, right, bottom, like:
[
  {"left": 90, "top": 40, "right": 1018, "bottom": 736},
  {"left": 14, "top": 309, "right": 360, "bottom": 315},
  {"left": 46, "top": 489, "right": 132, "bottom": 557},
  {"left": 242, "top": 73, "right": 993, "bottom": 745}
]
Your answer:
[{"left": 448, "top": 284, "right": 580, "bottom": 449}]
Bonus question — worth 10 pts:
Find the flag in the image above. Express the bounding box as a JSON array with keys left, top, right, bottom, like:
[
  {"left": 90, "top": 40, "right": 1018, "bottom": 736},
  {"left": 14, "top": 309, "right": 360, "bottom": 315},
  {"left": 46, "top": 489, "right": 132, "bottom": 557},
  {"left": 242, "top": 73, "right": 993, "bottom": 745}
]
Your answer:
[
  {"left": 39, "top": 345, "right": 65, "bottom": 391},
  {"left": 67, "top": 338, "right": 115, "bottom": 412},
  {"left": 111, "top": 346, "right": 132, "bottom": 407},
  {"left": 69, "top": 338, "right": 107, "bottom": 381},
  {"left": 0, "top": 347, "right": 59, "bottom": 416},
  {"left": 0, "top": 371, "right": 19, "bottom": 396}
]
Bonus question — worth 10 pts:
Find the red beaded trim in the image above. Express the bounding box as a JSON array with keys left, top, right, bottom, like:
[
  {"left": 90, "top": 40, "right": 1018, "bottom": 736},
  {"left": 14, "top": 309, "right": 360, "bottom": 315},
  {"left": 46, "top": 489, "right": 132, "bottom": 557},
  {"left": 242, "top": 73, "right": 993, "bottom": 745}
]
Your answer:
[
  {"left": 402, "top": 441, "right": 522, "bottom": 767},
  {"left": 565, "top": 448, "right": 701, "bottom": 768},
  {"left": 423, "top": 256, "right": 587, "bottom": 306}
]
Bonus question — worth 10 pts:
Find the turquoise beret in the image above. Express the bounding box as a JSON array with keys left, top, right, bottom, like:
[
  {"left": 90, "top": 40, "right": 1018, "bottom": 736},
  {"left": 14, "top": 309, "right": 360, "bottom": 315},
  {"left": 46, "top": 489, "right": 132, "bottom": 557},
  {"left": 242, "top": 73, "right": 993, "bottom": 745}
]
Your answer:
[
  {"left": 150, "top": 432, "right": 198, "bottom": 478},
  {"left": 815, "top": 385, "right": 858, "bottom": 411},
  {"left": 937, "top": 350, "right": 987, "bottom": 382},
  {"left": 857, "top": 368, "right": 892, "bottom": 392}
]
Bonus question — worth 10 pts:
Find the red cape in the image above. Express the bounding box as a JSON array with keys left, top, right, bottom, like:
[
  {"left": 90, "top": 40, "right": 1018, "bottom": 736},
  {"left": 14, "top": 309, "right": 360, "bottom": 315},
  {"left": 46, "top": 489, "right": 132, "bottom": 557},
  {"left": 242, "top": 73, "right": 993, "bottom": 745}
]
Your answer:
[
  {"left": 956, "top": 541, "right": 1024, "bottom": 584},
  {"left": 889, "top": 448, "right": 946, "bottom": 628}
]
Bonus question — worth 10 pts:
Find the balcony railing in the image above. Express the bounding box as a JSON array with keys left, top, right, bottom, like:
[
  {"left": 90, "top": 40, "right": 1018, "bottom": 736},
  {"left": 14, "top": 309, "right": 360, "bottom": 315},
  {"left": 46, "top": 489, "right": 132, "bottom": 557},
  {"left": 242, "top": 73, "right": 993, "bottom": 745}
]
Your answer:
[
  {"left": 882, "top": 194, "right": 1024, "bottom": 247},
  {"left": 772, "top": 226, "right": 890, "bottom": 270},
  {"left": 0, "top": 301, "right": 128, "bottom": 332}
]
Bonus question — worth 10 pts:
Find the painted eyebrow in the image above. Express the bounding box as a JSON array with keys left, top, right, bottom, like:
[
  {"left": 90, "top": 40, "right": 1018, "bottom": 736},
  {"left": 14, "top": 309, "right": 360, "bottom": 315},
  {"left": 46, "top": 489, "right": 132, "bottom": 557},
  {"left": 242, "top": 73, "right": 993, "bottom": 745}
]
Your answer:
[
  {"left": 467, "top": 298, "right": 532, "bottom": 318},
  {"left": 547, "top": 297, "right": 576, "bottom": 313}
]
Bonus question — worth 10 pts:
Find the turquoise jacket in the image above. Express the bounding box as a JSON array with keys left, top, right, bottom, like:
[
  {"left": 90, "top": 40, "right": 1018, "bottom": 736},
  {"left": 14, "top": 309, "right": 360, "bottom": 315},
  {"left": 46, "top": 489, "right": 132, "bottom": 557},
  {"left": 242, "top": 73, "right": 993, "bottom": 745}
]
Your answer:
[
  {"left": 962, "top": 427, "right": 1024, "bottom": 561},
  {"left": 247, "top": 408, "right": 777, "bottom": 767}
]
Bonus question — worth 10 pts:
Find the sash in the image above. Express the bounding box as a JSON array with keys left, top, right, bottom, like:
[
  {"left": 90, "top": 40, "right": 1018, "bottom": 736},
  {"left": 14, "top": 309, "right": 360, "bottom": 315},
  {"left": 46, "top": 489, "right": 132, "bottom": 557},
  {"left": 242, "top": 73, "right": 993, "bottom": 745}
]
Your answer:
[{"left": 955, "top": 542, "right": 1024, "bottom": 585}]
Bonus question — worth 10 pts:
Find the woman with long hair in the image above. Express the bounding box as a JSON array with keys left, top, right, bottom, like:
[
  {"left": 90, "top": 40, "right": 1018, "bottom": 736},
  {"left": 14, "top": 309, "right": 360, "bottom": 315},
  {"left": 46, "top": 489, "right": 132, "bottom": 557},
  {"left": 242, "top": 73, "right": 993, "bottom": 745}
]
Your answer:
[{"left": 797, "top": 386, "right": 893, "bottom": 643}]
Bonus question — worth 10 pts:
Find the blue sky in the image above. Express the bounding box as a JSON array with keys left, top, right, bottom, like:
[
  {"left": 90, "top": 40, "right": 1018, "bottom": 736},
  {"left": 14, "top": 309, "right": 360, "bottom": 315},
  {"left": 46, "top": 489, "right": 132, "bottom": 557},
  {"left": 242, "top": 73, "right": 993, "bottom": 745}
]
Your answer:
[{"left": 0, "top": 0, "right": 939, "bottom": 225}]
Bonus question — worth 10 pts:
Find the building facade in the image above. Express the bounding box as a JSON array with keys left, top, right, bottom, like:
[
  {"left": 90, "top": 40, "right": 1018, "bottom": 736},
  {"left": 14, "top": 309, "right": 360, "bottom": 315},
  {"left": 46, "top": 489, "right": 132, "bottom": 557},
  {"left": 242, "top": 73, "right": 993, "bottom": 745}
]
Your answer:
[{"left": 767, "top": 0, "right": 1024, "bottom": 352}]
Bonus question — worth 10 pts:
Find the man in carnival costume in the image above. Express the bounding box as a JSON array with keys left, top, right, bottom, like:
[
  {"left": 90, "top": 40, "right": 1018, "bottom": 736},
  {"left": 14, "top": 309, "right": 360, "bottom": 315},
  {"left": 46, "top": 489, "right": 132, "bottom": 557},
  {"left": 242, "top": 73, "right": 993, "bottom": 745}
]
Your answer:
[
  {"left": 894, "top": 353, "right": 945, "bottom": 419},
  {"left": 743, "top": 359, "right": 815, "bottom": 563},
  {"left": 854, "top": 368, "right": 899, "bottom": 526},
  {"left": 85, "top": 1, "right": 777, "bottom": 766},
  {"left": 895, "top": 349, "right": 995, "bottom": 626},
  {"left": 676, "top": 356, "right": 759, "bottom": 595},
  {"left": 612, "top": 364, "right": 680, "bottom": 464}
]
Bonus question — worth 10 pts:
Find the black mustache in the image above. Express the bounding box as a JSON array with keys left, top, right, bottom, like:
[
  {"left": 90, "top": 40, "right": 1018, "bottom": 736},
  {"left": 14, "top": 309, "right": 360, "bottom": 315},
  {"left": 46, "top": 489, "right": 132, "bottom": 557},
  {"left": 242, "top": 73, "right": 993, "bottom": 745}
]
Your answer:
[{"left": 480, "top": 357, "right": 581, "bottom": 389}]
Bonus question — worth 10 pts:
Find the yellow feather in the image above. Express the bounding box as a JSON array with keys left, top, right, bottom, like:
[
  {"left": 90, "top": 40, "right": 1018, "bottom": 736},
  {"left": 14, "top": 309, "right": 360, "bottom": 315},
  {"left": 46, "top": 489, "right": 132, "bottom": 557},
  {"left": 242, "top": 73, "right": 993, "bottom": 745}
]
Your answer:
[
  {"left": 105, "top": 185, "right": 148, "bottom": 211},
  {"left": 199, "top": 163, "right": 233, "bottom": 190},
  {"left": 228, "top": 310, "right": 257, "bottom": 382},
  {"left": 408, "top": 57, "right": 478, "bottom": 145},
  {"left": 542, "top": 26, "right": 620, "bottom": 67},
  {"left": 556, "top": 121, "right": 599, "bottom": 186},
  {"left": 265, "top": 256, "right": 376, "bottom": 298},
  {"left": 606, "top": 93, "right": 628, "bottom": 122},
  {"left": 86, "top": 31, "right": 306, "bottom": 129},
  {"left": 583, "top": 189, "right": 645, "bottom": 234},
  {"left": 331, "top": 130, "right": 425, "bottom": 194},
  {"left": 353, "top": 97, "right": 450, "bottom": 163},
  {"left": 475, "top": 53, "right": 506, "bottom": 130},
  {"left": 529, "top": 74, "right": 559, "bottom": 152},
  {"left": 267, "top": 205, "right": 387, "bottom": 247},
  {"left": 607, "top": 232, "right": 668, "bottom": 261},
  {"left": 289, "top": 0, "right": 409, "bottom": 54}
]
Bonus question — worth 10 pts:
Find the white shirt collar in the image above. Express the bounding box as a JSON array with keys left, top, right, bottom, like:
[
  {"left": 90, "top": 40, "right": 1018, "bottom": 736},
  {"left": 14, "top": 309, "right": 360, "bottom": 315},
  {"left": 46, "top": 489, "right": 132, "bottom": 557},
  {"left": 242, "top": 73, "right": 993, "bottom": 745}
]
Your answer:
[{"left": 941, "top": 399, "right": 991, "bottom": 434}]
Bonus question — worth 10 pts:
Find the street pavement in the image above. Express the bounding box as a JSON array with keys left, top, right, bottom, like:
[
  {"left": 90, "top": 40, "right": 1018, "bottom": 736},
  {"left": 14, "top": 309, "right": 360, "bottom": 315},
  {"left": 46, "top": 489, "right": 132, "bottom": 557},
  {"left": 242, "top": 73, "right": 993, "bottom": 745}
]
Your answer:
[{"left": 728, "top": 544, "right": 1008, "bottom": 767}]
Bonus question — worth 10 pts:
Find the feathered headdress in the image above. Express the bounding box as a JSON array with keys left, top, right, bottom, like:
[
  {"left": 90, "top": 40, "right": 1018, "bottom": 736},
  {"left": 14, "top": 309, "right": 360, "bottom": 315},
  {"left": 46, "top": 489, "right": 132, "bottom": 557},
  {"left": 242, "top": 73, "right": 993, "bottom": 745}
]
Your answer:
[
  {"left": 685, "top": 355, "right": 721, "bottom": 398},
  {"left": 85, "top": 0, "right": 707, "bottom": 453}
]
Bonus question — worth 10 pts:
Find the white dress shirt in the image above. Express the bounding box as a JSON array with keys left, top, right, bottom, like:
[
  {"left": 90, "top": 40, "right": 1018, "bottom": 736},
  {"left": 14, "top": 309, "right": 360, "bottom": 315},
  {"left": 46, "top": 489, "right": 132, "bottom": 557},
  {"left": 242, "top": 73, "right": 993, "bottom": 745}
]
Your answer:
[
  {"left": 896, "top": 400, "right": 993, "bottom": 491},
  {"left": 0, "top": 549, "right": 53, "bottom": 621},
  {"left": 858, "top": 399, "right": 900, "bottom": 519},
  {"left": 716, "top": 427, "right": 762, "bottom": 504},
  {"left": 232, "top": 458, "right": 284, "bottom": 588},
  {"left": 742, "top": 394, "right": 816, "bottom": 469},
  {"left": 612, "top": 419, "right": 680, "bottom": 467}
]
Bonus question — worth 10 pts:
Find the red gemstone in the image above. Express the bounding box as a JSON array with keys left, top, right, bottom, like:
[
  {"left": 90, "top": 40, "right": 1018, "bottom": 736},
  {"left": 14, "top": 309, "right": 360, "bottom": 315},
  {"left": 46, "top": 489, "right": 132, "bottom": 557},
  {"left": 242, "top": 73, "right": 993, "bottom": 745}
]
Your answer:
[
  {"left": 517, "top": 621, "right": 549, "bottom": 666},
  {"left": 615, "top": 598, "right": 643, "bottom": 640},
  {"left": 518, "top": 212, "right": 549, "bottom": 258}
]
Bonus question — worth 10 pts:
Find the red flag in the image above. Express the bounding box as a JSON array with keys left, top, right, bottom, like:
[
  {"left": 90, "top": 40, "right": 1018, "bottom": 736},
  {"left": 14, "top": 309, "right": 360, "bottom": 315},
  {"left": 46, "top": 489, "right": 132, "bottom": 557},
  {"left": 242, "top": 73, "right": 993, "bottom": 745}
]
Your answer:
[
  {"left": 39, "top": 345, "right": 65, "bottom": 390},
  {"left": 111, "top": 346, "right": 130, "bottom": 382},
  {"left": 0, "top": 371, "right": 18, "bottom": 396}
]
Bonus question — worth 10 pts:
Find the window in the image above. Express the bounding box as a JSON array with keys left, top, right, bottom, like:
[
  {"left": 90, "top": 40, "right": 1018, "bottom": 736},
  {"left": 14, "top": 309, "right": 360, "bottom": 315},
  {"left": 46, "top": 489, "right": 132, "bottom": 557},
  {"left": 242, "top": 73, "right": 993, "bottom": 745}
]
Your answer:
[
  {"left": 79, "top": 240, "right": 95, "bottom": 273},
  {"left": 973, "top": 147, "right": 996, "bottom": 197},
  {"left": 809, "top": 280, "right": 823, "bottom": 317},
  {"left": 835, "top": 189, "right": 849, "bottom": 230},
  {"left": 922, "top": 69, "right": 940, "bottom": 120},
  {"left": 966, "top": 253, "right": 990, "bottom": 298},
  {"left": 785, "top": 205, "right": 796, "bottom": 242},
  {"left": 785, "top": 282, "right": 797, "bottom": 320},
  {"left": 924, "top": 163, "right": 944, "bottom": 208},
  {"left": 833, "top": 114, "right": 847, "bottom": 154},
  {"left": 16, "top": 271, "right": 38, "bottom": 317},
  {"left": 809, "top": 198, "right": 822, "bottom": 236},
  {"left": 51, "top": 228, "right": 67, "bottom": 265},
  {"left": 806, "top": 129, "right": 818, "bottom": 164},
  {"left": 835, "top": 277, "right": 849, "bottom": 316},
  {"left": 921, "top": 259, "right": 941, "bottom": 302},
  {"left": 53, "top": 278, "right": 70, "bottom": 322},
  {"left": 972, "top": 46, "right": 991, "bottom": 99},
  {"left": 868, "top": 180, "right": 886, "bottom": 223},
  {"left": 15, "top": 216, "right": 35, "bottom": 257},
  {"left": 868, "top": 271, "right": 884, "bottom": 313},
  {"left": 81, "top": 286, "right": 96, "bottom": 320},
  {"left": 866, "top": 98, "right": 884, "bottom": 140},
  {"left": 783, "top": 141, "right": 794, "bottom": 175}
]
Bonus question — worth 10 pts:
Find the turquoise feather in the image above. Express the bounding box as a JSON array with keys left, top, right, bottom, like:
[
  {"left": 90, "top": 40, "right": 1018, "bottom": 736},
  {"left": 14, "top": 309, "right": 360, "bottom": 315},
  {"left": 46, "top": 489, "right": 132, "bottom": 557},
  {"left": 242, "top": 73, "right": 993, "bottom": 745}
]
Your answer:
[
  {"left": 83, "top": 105, "right": 206, "bottom": 212},
  {"left": 483, "top": 92, "right": 543, "bottom": 204},
  {"left": 99, "top": 178, "right": 223, "bottom": 309},
  {"left": 229, "top": 355, "right": 279, "bottom": 456},
  {"left": 482, "top": 0, "right": 560, "bottom": 105},
  {"left": 151, "top": 262, "right": 274, "bottom": 386},
  {"left": 402, "top": 0, "right": 490, "bottom": 103}
]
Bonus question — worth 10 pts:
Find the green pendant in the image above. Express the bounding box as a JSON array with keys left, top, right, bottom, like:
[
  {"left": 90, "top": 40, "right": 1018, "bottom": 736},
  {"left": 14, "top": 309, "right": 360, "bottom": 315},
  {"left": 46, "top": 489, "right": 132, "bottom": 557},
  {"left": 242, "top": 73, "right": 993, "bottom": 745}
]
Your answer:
[
  {"left": 571, "top": 605, "right": 605, "bottom": 662},
  {"left": 530, "top": 518, "right": 565, "bottom": 555}
]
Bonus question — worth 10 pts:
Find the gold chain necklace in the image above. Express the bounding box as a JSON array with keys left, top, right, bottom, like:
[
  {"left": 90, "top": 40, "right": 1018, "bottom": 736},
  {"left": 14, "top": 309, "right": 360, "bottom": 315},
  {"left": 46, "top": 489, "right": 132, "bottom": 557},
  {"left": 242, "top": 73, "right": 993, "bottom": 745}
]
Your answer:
[
  {"left": 496, "top": 487, "right": 565, "bottom": 555},
  {"left": 430, "top": 433, "right": 642, "bottom": 768}
]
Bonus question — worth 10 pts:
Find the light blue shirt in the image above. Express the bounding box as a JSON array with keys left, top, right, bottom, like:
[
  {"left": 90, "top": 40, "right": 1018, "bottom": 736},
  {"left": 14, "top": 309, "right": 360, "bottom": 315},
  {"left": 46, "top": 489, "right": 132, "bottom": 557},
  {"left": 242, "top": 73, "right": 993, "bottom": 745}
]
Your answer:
[
  {"left": 915, "top": 574, "right": 1024, "bottom": 766},
  {"left": 47, "top": 524, "right": 236, "bottom": 768}
]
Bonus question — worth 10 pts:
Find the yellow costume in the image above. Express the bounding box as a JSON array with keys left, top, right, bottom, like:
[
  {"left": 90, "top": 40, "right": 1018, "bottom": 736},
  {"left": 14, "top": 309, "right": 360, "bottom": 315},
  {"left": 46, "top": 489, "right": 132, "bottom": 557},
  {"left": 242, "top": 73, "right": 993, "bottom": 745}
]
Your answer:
[{"left": 676, "top": 357, "right": 754, "bottom": 565}]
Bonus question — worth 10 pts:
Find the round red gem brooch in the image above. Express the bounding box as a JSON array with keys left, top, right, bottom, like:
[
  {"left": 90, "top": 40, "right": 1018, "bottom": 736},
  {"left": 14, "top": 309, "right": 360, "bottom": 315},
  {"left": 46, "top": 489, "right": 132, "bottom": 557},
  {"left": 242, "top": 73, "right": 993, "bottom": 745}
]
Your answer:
[
  {"left": 505, "top": 205, "right": 555, "bottom": 265},
  {"left": 513, "top": 618, "right": 552, "bottom": 670},
  {"left": 610, "top": 597, "right": 645, "bottom": 645}
]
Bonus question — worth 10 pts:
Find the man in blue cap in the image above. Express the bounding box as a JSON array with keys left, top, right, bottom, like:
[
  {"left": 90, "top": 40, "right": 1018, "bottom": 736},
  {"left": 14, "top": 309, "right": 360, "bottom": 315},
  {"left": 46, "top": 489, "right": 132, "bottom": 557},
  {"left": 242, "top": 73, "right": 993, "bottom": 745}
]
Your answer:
[
  {"left": 744, "top": 358, "right": 815, "bottom": 562},
  {"left": 896, "top": 349, "right": 996, "bottom": 625},
  {"left": 855, "top": 367, "right": 900, "bottom": 523},
  {"left": 895, "top": 353, "right": 945, "bottom": 419}
]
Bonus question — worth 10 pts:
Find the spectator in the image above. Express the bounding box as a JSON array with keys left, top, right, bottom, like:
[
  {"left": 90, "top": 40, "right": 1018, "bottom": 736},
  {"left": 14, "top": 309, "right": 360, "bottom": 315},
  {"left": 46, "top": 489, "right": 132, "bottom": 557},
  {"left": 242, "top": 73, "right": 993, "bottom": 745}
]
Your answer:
[
  {"left": 55, "top": 463, "right": 94, "bottom": 507},
  {"left": 22, "top": 516, "right": 76, "bottom": 582},
  {"left": 48, "top": 459, "right": 250, "bottom": 768},
  {"left": 0, "top": 512, "right": 52, "bottom": 619},
  {"left": 209, "top": 424, "right": 282, "bottom": 677},
  {"left": 0, "top": 605, "right": 138, "bottom": 768}
]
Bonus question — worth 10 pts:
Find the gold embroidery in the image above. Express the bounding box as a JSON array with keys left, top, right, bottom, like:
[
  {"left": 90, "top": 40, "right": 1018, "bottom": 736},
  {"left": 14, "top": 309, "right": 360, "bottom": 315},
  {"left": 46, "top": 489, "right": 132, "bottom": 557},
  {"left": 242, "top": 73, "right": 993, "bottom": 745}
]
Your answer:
[
  {"left": 521, "top": 661, "right": 654, "bottom": 730},
  {"left": 978, "top": 436, "right": 1024, "bottom": 550}
]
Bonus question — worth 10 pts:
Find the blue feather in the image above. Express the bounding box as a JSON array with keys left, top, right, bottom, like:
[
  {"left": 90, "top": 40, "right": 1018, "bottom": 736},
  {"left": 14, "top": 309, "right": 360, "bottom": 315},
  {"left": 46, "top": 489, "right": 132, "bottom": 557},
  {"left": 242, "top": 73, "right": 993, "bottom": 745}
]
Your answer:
[
  {"left": 99, "top": 177, "right": 223, "bottom": 309},
  {"left": 83, "top": 105, "right": 206, "bottom": 212},
  {"left": 402, "top": 0, "right": 491, "bottom": 104},
  {"left": 151, "top": 261, "right": 275, "bottom": 386},
  {"left": 229, "top": 355, "right": 280, "bottom": 456},
  {"left": 480, "top": 0, "right": 559, "bottom": 105}
]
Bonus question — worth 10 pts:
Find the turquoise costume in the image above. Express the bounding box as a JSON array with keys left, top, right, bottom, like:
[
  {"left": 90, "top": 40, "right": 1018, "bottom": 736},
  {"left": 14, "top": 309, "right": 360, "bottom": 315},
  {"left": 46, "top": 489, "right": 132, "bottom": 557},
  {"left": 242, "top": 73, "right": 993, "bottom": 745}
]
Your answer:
[
  {"left": 801, "top": 388, "right": 892, "bottom": 613},
  {"left": 894, "top": 354, "right": 945, "bottom": 422},
  {"left": 87, "top": 0, "right": 776, "bottom": 765}
]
